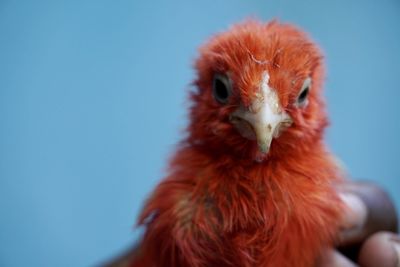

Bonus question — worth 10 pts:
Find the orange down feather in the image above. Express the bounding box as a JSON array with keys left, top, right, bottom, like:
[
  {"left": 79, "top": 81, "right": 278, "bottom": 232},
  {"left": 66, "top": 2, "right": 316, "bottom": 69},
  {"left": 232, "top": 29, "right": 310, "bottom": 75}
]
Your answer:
[{"left": 131, "top": 20, "right": 344, "bottom": 267}]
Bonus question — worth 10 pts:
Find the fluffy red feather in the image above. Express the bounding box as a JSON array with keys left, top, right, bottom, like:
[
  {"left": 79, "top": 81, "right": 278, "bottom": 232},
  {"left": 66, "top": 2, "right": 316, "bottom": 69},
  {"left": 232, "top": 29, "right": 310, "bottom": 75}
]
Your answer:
[{"left": 131, "top": 20, "right": 344, "bottom": 267}]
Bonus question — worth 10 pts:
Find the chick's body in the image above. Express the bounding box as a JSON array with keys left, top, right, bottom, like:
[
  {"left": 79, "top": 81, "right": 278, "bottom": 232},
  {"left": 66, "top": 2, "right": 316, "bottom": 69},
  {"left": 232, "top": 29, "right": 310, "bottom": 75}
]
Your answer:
[{"left": 132, "top": 20, "right": 343, "bottom": 267}]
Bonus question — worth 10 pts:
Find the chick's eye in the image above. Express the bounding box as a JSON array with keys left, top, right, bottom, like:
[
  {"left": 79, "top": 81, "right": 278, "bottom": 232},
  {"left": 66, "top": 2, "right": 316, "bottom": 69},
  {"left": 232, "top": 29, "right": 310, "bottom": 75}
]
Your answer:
[
  {"left": 296, "top": 77, "right": 311, "bottom": 107},
  {"left": 298, "top": 87, "right": 309, "bottom": 103},
  {"left": 212, "top": 74, "right": 232, "bottom": 104}
]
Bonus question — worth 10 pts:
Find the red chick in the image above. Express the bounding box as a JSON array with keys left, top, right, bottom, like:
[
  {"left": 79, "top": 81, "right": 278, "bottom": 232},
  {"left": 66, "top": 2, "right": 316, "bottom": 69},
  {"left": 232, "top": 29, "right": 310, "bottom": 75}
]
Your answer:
[{"left": 131, "top": 20, "right": 344, "bottom": 267}]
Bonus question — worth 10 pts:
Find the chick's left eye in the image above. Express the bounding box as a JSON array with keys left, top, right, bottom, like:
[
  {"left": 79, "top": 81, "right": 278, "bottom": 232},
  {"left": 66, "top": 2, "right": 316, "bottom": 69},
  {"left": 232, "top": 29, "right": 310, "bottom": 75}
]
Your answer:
[
  {"left": 296, "top": 77, "right": 311, "bottom": 107},
  {"left": 297, "top": 87, "right": 309, "bottom": 103},
  {"left": 212, "top": 74, "right": 232, "bottom": 104}
]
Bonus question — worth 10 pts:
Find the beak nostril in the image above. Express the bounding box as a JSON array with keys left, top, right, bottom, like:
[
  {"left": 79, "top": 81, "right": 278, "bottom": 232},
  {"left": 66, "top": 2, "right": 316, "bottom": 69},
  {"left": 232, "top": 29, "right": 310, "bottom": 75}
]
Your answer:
[
  {"left": 229, "top": 114, "right": 242, "bottom": 123},
  {"left": 249, "top": 99, "right": 263, "bottom": 113}
]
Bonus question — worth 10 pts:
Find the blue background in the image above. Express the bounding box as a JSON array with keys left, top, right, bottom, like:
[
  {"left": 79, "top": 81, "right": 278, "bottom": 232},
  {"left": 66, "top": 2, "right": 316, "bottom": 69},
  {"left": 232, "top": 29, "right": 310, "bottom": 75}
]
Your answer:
[{"left": 1, "top": 1, "right": 399, "bottom": 266}]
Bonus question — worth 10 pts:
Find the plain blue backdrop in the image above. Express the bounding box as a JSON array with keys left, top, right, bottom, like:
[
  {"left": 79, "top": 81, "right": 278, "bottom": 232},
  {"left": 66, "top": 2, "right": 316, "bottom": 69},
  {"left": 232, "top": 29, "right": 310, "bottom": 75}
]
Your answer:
[{"left": 0, "top": 1, "right": 399, "bottom": 266}]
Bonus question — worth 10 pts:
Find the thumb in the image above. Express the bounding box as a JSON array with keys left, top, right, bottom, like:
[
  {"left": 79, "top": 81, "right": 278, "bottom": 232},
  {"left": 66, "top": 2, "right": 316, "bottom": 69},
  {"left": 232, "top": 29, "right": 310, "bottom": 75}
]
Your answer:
[{"left": 337, "top": 181, "right": 398, "bottom": 261}]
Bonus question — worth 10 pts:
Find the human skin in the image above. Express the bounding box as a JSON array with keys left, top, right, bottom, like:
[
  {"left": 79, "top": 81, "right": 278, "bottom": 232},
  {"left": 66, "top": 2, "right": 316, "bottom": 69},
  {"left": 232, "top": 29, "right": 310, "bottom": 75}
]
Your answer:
[{"left": 317, "top": 181, "right": 399, "bottom": 267}]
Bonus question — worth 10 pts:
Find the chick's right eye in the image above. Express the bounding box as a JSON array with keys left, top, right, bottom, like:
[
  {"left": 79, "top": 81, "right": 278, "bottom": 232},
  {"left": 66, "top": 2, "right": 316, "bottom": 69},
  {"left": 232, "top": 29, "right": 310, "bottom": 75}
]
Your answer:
[{"left": 212, "top": 74, "right": 231, "bottom": 104}]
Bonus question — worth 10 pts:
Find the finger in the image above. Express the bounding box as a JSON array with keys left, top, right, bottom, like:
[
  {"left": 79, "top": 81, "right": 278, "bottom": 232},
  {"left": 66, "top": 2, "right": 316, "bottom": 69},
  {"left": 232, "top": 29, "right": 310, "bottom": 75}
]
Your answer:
[
  {"left": 338, "top": 191, "right": 368, "bottom": 245},
  {"left": 337, "top": 181, "right": 398, "bottom": 247},
  {"left": 316, "top": 249, "right": 357, "bottom": 267},
  {"left": 358, "top": 231, "right": 400, "bottom": 267}
]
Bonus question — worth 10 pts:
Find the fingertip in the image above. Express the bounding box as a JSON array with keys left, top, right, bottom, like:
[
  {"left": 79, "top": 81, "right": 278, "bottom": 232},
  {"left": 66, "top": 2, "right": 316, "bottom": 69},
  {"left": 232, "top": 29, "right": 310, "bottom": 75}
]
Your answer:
[
  {"left": 358, "top": 231, "right": 399, "bottom": 267},
  {"left": 392, "top": 235, "right": 400, "bottom": 267},
  {"left": 337, "top": 181, "right": 398, "bottom": 247},
  {"left": 338, "top": 192, "right": 368, "bottom": 245},
  {"left": 317, "top": 249, "right": 357, "bottom": 267}
]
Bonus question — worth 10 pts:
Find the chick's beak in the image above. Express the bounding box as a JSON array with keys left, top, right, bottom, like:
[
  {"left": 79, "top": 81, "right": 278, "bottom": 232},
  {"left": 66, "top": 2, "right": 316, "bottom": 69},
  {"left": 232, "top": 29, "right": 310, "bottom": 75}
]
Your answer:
[
  {"left": 229, "top": 77, "right": 292, "bottom": 154},
  {"left": 230, "top": 104, "right": 289, "bottom": 154}
]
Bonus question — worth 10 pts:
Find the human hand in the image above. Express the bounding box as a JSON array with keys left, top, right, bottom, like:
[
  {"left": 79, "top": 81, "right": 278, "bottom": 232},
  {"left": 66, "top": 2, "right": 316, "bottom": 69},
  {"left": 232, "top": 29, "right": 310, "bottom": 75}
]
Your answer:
[{"left": 318, "top": 181, "right": 399, "bottom": 267}]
